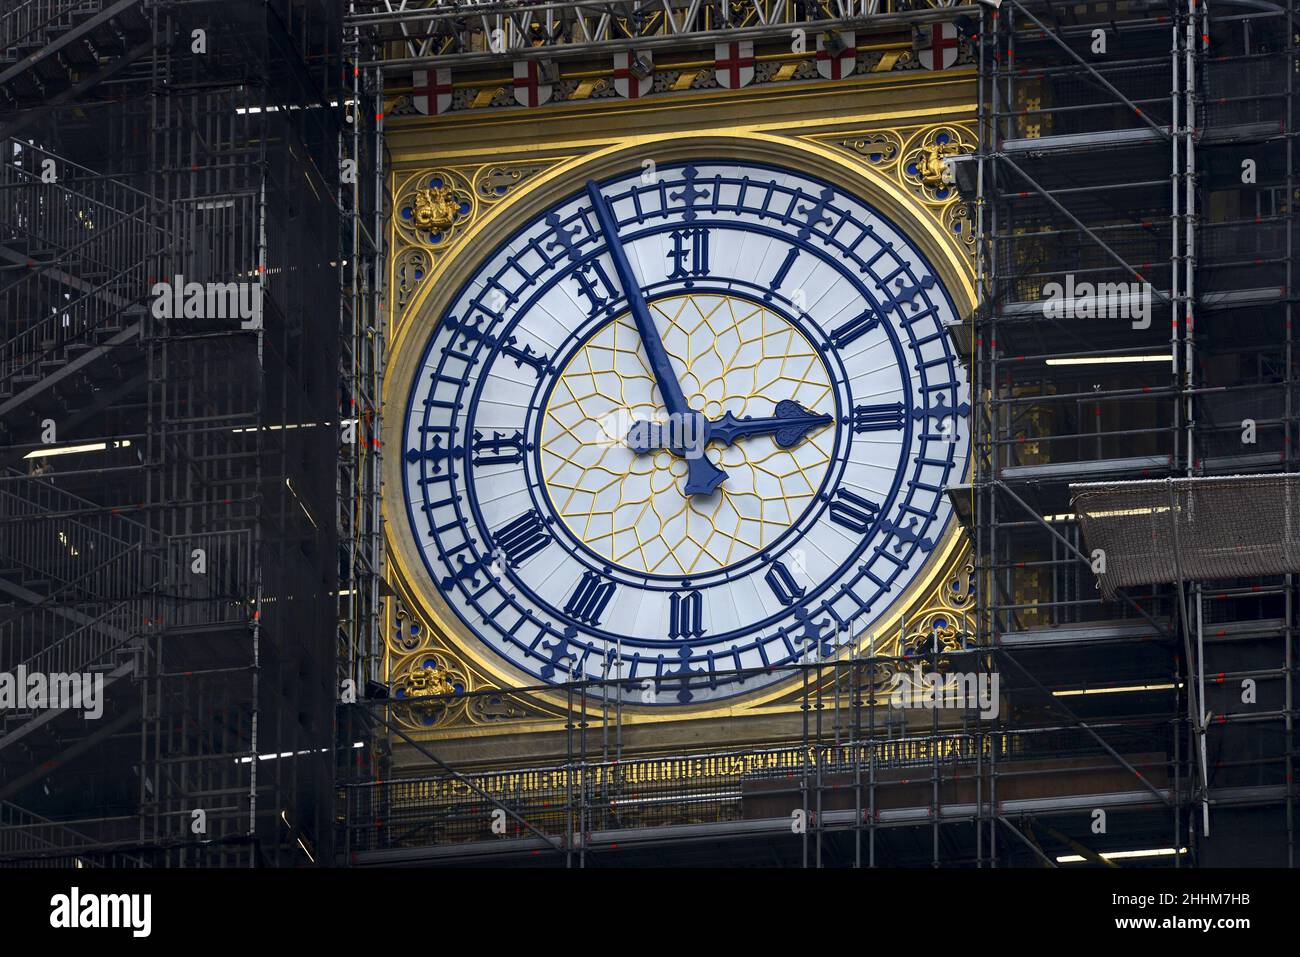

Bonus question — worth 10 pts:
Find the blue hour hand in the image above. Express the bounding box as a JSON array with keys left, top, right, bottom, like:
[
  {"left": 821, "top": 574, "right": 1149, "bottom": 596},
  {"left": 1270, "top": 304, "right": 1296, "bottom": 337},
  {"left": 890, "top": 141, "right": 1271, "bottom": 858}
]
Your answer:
[
  {"left": 585, "top": 180, "right": 727, "bottom": 498},
  {"left": 708, "top": 400, "right": 833, "bottom": 448}
]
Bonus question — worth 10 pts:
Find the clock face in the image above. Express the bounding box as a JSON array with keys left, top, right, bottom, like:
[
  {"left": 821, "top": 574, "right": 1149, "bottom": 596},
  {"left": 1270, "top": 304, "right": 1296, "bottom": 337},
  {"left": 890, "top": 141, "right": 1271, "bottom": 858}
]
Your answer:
[{"left": 400, "top": 160, "right": 970, "bottom": 704}]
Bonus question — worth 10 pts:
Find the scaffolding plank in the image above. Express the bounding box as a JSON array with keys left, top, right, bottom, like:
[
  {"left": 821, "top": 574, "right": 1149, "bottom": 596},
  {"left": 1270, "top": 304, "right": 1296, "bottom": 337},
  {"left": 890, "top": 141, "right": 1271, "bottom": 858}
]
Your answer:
[
  {"left": 1004, "top": 455, "right": 1171, "bottom": 482},
  {"left": 1072, "top": 474, "right": 1300, "bottom": 598}
]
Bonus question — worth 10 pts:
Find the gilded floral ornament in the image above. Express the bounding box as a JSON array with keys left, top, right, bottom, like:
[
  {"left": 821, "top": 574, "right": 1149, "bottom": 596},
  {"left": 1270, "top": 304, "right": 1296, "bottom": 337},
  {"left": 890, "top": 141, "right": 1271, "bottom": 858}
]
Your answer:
[
  {"left": 839, "top": 130, "right": 904, "bottom": 175},
  {"left": 898, "top": 554, "right": 977, "bottom": 668},
  {"left": 916, "top": 141, "right": 961, "bottom": 190},
  {"left": 467, "top": 693, "right": 533, "bottom": 722},
  {"left": 392, "top": 650, "right": 469, "bottom": 730},
  {"left": 404, "top": 658, "right": 461, "bottom": 698},
  {"left": 944, "top": 201, "right": 977, "bottom": 259},
  {"left": 901, "top": 608, "right": 972, "bottom": 660},
  {"left": 900, "top": 126, "right": 977, "bottom": 205},
  {"left": 391, "top": 595, "right": 427, "bottom": 654},
  {"left": 390, "top": 646, "right": 557, "bottom": 731},
  {"left": 395, "top": 163, "right": 548, "bottom": 254},
  {"left": 815, "top": 124, "right": 977, "bottom": 262},
  {"left": 386, "top": 588, "right": 562, "bottom": 731},
  {"left": 412, "top": 185, "right": 461, "bottom": 230},
  {"left": 474, "top": 163, "right": 546, "bottom": 203},
  {"left": 395, "top": 169, "right": 473, "bottom": 249},
  {"left": 946, "top": 557, "right": 977, "bottom": 613},
  {"left": 897, "top": 552, "right": 976, "bottom": 659},
  {"left": 395, "top": 247, "right": 431, "bottom": 316},
  {"left": 390, "top": 161, "right": 558, "bottom": 328}
]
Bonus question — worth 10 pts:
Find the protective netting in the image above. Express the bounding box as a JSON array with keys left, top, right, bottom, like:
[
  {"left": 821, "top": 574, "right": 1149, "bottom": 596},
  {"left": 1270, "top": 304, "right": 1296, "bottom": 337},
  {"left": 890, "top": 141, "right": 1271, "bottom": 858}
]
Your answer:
[{"left": 1070, "top": 474, "right": 1300, "bottom": 599}]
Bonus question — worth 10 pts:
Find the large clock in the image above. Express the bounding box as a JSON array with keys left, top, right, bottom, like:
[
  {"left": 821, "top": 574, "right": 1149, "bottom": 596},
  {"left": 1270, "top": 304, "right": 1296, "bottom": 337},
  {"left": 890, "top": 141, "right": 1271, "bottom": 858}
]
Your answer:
[{"left": 397, "top": 157, "right": 970, "bottom": 705}]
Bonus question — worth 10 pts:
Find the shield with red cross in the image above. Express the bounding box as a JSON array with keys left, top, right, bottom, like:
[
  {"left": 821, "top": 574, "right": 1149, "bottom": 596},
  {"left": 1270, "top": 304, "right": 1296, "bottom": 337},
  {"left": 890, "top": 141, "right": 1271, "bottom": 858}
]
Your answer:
[
  {"left": 916, "top": 22, "right": 960, "bottom": 72},
  {"left": 412, "top": 68, "right": 452, "bottom": 115},
  {"left": 513, "top": 59, "right": 554, "bottom": 108},
  {"left": 816, "top": 30, "right": 857, "bottom": 80},
  {"left": 613, "top": 50, "right": 653, "bottom": 99},
  {"left": 714, "top": 41, "right": 755, "bottom": 90}
]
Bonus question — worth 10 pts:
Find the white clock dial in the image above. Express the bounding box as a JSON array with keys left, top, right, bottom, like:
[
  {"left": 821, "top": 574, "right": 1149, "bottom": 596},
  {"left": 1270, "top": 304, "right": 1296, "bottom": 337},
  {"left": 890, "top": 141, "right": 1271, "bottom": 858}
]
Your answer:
[{"left": 400, "top": 161, "right": 969, "bottom": 703}]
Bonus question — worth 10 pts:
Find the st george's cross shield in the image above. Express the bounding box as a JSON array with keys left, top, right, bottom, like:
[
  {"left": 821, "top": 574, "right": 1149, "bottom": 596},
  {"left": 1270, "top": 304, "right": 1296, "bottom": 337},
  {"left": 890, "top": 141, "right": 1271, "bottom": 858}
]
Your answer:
[
  {"left": 714, "top": 41, "right": 755, "bottom": 89},
  {"left": 412, "top": 68, "right": 452, "bottom": 115},
  {"left": 613, "top": 50, "right": 653, "bottom": 99},
  {"left": 816, "top": 31, "right": 857, "bottom": 80},
  {"left": 916, "top": 22, "right": 960, "bottom": 72},
  {"left": 512, "top": 59, "right": 554, "bottom": 107}
]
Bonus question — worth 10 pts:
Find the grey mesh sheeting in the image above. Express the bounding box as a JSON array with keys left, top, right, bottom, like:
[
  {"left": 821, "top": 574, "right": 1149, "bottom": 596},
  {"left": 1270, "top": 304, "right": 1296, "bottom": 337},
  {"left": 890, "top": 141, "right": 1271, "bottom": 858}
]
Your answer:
[{"left": 1070, "top": 474, "right": 1300, "bottom": 599}]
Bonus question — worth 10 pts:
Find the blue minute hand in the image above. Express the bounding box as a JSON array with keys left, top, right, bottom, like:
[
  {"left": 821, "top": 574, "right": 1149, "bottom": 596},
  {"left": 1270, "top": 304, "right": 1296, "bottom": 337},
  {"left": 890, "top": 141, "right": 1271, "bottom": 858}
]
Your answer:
[{"left": 584, "top": 180, "right": 727, "bottom": 497}]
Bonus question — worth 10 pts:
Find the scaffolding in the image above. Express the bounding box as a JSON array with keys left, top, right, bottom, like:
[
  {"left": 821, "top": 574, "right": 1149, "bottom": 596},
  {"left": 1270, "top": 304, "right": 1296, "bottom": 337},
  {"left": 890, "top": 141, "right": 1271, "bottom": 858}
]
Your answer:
[
  {"left": 337, "top": 2, "right": 388, "bottom": 792},
  {"left": 0, "top": 0, "right": 381, "bottom": 866},
  {"left": 349, "top": 0, "right": 975, "bottom": 72},
  {"left": 973, "top": 0, "right": 1298, "bottom": 866}
]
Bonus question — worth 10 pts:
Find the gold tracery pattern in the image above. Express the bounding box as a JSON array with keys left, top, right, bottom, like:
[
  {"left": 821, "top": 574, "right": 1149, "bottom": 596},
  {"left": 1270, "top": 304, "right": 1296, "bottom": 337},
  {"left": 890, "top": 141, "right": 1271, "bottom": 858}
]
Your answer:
[{"left": 539, "top": 293, "right": 835, "bottom": 576}]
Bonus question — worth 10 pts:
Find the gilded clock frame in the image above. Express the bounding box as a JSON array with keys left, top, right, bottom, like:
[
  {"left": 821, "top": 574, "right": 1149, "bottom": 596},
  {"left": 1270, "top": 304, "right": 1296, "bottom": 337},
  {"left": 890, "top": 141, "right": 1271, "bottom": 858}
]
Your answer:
[{"left": 382, "top": 64, "right": 978, "bottom": 746}]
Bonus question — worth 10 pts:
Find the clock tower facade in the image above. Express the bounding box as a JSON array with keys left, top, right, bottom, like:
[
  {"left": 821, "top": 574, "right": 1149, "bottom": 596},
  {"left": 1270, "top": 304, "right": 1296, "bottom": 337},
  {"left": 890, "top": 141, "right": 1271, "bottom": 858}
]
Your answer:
[{"left": 382, "top": 37, "right": 977, "bottom": 766}]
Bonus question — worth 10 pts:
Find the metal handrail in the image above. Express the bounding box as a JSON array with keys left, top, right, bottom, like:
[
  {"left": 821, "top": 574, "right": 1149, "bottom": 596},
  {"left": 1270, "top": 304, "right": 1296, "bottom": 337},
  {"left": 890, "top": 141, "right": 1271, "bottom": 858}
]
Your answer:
[
  {"left": 2, "top": 138, "right": 156, "bottom": 218},
  {"left": 0, "top": 480, "right": 147, "bottom": 594},
  {"left": 0, "top": 597, "right": 137, "bottom": 679},
  {"left": 0, "top": 139, "right": 165, "bottom": 384},
  {"left": 0, "top": 466, "right": 149, "bottom": 533},
  {"left": 0, "top": 0, "right": 103, "bottom": 60}
]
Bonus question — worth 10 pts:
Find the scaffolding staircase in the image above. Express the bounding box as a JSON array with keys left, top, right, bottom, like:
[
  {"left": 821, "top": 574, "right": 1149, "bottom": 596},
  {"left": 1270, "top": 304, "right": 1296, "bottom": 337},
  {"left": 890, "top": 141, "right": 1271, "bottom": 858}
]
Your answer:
[
  {"left": 0, "top": 470, "right": 148, "bottom": 748},
  {"left": 0, "top": 797, "right": 140, "bottom": 866},
  {"left": 0, "top": 138, "right": 163, "bottom": 441},
  {"left": 0, "top": 0, "right": 152, "bottom": 137}
]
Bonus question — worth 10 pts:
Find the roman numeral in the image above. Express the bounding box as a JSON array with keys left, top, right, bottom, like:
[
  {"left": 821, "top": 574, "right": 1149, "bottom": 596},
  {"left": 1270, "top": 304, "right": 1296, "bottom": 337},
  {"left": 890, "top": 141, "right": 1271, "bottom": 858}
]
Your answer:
[
  {"left": 563, "top": 571, "right": 616, "bottom": 627},
  {"left": 667, "top": 227, "right": 710, "bottom": 281},
  {"left": 764, "top": 559, "right": 806, "bottom": 606},
  {"left": 472, "top": 429, "right": 525, "bottom": 467},
  {"left": 669, "top": 590, "right": 705, "bottom": 640},
  {"left": 830, "top": 308, "right": 881, "bottom": 347},
  {"left": 852, "top": 402, "right": 906, "bottom": 433},
  {"left": 828, "top": 488, "right": 881, "bottom": 535},
  {"left": 493, "top": 509, "right": 551, "bottom": 566},
  {"left": 573, "top": 259, "right": 617, "bottom": 317}
]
